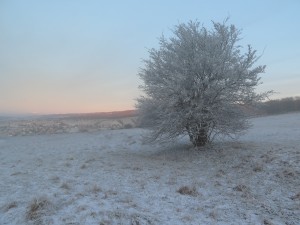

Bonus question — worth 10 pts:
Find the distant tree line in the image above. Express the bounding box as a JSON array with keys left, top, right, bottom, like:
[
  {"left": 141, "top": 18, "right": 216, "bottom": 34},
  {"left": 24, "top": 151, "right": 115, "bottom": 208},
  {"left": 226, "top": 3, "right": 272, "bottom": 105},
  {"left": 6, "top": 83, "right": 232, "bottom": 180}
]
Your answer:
[{"left": 258, "top": 97, "right": 300, "bottom": 115}]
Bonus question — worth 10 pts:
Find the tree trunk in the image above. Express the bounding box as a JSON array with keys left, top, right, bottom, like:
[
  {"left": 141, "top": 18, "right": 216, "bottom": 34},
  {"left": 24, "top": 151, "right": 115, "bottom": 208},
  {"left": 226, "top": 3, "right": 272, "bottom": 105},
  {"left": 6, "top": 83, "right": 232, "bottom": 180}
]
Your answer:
[{"left": 189, "top": 128, "right": 208, "bottom": 147}]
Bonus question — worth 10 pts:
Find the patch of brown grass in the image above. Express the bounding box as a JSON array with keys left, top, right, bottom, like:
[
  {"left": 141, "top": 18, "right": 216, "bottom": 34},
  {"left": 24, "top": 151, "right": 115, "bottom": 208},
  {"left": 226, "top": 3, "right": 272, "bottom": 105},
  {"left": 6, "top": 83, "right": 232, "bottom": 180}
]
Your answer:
[
  {"left": 233, "top": 184, "right": 249, "bottom": 192},
  {"left": 290, "top": 192, "right": 300, "bottom": 200},
  {"left": 263, "top": 219, "right": 274, "bottom": 225},
  {"left": 80, "top": 164, "right": 87, "bottom": 169},
  {"left": 253, "top": 164, "right": 263, "bottom": 172},
  {"left": 90, "top": 184, "right": 102, "bottom": 194},
  {"left": 177, "top": 186, "right": 198, "bottom": 197},
  {"left": 233, "top": 184, "right": 251, "bottom": 198},
  {"left": 60, "top": 182, "right": 71, "bottom": 190},
  {"left": 26, "top": 197, "right": 52, "bottom": 222},
  {"left": 2, "top": 201, "right": 18, "bottom": 212}
]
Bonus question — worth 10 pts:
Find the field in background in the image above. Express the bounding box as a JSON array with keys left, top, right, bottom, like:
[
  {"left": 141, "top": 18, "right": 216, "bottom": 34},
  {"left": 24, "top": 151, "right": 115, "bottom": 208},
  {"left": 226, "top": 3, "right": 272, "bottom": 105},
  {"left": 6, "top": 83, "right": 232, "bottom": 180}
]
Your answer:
[
  {"left": 0, "top": 110, "right": 138, "bottom": 137},
  {"left": 2, "top": 98, "right": 300, "bottom": 138}
]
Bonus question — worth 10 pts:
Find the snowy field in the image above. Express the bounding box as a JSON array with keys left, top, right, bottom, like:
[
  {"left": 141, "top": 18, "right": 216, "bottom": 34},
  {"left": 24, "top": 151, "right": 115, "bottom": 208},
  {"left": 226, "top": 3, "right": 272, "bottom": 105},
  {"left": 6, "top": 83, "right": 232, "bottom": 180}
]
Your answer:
[{"left": 0, "top": 113, "right": 299, "bottom": 225}]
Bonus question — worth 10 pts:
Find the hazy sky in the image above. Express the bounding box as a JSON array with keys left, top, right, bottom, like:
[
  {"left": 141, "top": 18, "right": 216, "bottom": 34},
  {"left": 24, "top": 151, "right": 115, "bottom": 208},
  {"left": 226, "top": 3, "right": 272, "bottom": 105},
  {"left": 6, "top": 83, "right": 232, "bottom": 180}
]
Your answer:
[{"left": 1, "top": 0, "right": 300, "bottom": 114}]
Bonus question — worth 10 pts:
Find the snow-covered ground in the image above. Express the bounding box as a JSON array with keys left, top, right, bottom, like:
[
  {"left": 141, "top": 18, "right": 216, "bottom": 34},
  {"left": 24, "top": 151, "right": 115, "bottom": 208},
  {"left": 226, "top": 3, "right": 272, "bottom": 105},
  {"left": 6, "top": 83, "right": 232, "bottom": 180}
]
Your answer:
[{"left": 0, "top": 113, "right": 299, "bottom": 225}]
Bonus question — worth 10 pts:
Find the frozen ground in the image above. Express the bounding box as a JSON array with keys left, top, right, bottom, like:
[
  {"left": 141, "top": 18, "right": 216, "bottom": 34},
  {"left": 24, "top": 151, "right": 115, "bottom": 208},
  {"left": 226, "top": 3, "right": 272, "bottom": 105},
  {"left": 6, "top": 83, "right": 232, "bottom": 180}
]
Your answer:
[{"left": 0, "top": 113, "right": 299, "bottom": 224}]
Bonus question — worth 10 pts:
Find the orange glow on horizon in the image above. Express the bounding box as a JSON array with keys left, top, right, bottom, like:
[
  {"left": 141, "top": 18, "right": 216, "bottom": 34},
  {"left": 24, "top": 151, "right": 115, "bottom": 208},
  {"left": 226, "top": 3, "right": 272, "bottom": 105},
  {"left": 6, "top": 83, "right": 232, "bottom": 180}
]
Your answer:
[{"left": 0, "top": 99, "right": 136, "bottom": 115}]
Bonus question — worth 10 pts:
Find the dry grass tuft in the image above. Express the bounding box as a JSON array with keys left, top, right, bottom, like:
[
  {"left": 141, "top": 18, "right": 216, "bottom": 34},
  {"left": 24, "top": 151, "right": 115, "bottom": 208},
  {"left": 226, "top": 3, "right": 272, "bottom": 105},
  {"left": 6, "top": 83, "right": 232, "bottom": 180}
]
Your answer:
[
  {"left": 132, "top": 166, "right": 142, "bottom": 171},
  {"left": 60, "top": 182, "right": 71, "bottom": 190},
  {"left": 64, "top": 162, "right": 71, "bottom": 167},
  {"left": 177, "top": 186, "right": 198, "bottom": 197},
  {"left": 50, "top": 175, "right": 60, "bottom": 184},
  {"left": 26, "top": 197, "right": 52, "bottom": 222},
  {"left": 215, "top": 169, "right": 226, "bottom": 177},
  {"left": 10, "top": 172, "right": 22, "bottom": 176},
  {"left": 290, "top": 192, "right": 300, "bottom": 201},
  {"left": 90, "top": 184, "right": 102, "bottom": 193},
  {"left": 282, "top": 169, "right": 296, "bottom": 177},
  {"left": 233, "top": 184, "right": 252, "bottom": 198},
  {"left": 103, "top": 190, "right": 118, "bottom": 199},
  {"left": 209, "top": 211, "right": 217, "bottom": 220},
  {"left": 233, "top": 184, "right": 249, "bottom": 192},
  {"left": 2, "top": 201, "right": 18, "bottom": 212},
  {"left": 263, "top": 218, "right": 274, "bottom": 225},
  {"left": 253, "top": 164, "right": 263, "bottom": 172},
  {"left": 85, "top": 158, "right": 96, "bottom": 164},
  {"left": 80, "top": 164, "right": 87, "bottom": 169}
]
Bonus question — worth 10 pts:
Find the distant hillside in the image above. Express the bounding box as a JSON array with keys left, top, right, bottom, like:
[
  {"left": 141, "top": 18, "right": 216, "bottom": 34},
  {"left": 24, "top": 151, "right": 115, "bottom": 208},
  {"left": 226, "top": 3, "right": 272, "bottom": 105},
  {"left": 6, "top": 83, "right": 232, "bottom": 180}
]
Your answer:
[{"left": 50, "top": 110, "right": 138, "bottom": 120}]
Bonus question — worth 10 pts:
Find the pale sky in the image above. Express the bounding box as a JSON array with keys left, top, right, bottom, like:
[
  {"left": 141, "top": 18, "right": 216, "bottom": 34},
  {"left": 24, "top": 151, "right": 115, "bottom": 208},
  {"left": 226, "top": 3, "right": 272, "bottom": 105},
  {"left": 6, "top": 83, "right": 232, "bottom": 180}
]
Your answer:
[{"left": 1, "top": 0, "right": 299, "bottom": 114}]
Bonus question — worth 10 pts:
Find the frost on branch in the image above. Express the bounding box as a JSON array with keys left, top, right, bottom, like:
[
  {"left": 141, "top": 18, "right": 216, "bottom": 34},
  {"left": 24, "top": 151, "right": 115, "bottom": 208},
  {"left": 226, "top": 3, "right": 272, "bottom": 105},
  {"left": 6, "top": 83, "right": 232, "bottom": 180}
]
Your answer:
[{"left": 136, "top": 20, "right": 272, "bottom": 147}]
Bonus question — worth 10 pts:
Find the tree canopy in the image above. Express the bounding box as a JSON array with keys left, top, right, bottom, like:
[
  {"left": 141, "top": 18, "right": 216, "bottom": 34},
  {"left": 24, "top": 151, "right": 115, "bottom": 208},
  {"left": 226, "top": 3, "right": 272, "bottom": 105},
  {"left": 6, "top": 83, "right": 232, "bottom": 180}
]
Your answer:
[{"left": 137, "top": 20, "right": 271, "bottom": 147}]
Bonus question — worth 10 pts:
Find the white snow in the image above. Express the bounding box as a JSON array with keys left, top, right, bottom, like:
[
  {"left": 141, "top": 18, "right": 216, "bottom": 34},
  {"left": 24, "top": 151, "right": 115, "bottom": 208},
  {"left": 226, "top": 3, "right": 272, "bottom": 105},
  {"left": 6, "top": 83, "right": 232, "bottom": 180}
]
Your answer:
[{"left": 0, "top": 113, "right": 299, "bottom": 224}]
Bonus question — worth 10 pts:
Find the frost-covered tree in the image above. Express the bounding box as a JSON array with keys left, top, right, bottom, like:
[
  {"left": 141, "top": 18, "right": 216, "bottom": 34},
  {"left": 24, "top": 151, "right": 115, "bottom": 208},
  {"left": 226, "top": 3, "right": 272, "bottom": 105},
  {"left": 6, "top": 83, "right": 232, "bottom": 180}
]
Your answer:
[{"left": 136, "top": 20, "right": 271, "bottom": 147}]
